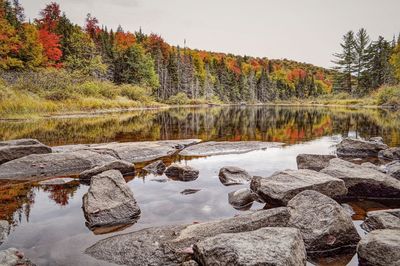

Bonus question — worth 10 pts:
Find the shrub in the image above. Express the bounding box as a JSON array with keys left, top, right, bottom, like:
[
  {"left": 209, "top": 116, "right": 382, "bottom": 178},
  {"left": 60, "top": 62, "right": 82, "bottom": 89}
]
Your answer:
[
  {"left": 376, "top": 85, "right": 400, "bottom": 106},
  {"left": 167, "top": 92, "right": 190, "bottom": 105},
  {"left": 120, "top": 85, "right": 152, "bottom": 102}
]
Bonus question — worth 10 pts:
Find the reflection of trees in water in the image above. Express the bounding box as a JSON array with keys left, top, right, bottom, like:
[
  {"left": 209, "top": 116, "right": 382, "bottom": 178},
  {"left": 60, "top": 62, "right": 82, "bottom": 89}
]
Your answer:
[
  {"left": 42, "top": 183, "right": 80, "bottom": 206},
  {"left": 0, "top": 106, "right": 399, "bottom": 146}
]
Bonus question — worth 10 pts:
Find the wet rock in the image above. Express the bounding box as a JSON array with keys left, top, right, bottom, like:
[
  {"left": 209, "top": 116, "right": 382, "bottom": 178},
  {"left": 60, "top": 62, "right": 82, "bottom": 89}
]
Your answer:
[
  {"left": 321, "top": 158, "right": 400, "bottom": 198},
  {"left": 228, "top": 188, "right": 257, "bottom": 209},
  {"left": 179, "top": 141, "right": 283, "bottom": 157},
  {"left": 0, "top": 150, "right": 118, "bottom": 180},
  {"left": 38, "top": 177, "right": 77, "bottom": 186},
  {"left": 287, "top": 190, "right": 360, "bottom": 254},
  {"left": 0, "top": 220, "right": 9, "bottom": 245},
  {"left": 385, "top": 161, "right": 400, "bottom": 180},
  {"left": 180, "top": 189, "right": 201, "bottom": 195},
  {"left": 82, "top": 170, "right": 141, "bottom": 230},
  {"left": 250, "top": 169, "right": 347, "bottom": 205},
  {"left": 79, "top": 160, "right": 135, "bottom": 181},
  {"left": 0, "top": 138, "right": 51, "bottom": 165},
  {"left": 296, "top": 154, "right": 336, "bottom": 171},
  {"left": 193, "top": 227, "right": 306, "bottom": 266},
  {"left": 143, "top": 160, "right": 166, "bottom": 175},
  {"left": 357, "top": 229, "right": 400, "bottom": 266},
  {"left": 218, "top": 166, "right": 252, "bottom": 186},
  {"left": 165, "top": 164, "right": 199, "bottom": 181},
  {"left": 378, "top": 147, "right": 400, "bottom": 160},
  {"left": 341, "top": 204, "right": 355, "bottom": 217},
  {"left": 0, "top": 248, "right": 35, "bottom": 266},
  {"left": 336, "top": 138, "right": 388, "bottom": 158},
  {"left": 85, "top": 208, "right": 290, "bottom": 265},
  {"left": 361, "top": 209, "right": 400, "bottom": 232}
]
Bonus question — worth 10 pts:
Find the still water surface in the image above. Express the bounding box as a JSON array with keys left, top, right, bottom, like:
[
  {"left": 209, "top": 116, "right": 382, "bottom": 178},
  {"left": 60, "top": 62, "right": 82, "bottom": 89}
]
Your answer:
[{"left": 0, "top": 106, "right": 399, "bottom": 266}]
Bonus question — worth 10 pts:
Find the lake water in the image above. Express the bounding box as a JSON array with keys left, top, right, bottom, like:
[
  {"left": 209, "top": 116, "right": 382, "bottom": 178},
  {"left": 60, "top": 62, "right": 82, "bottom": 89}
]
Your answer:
[{"left": 0, "top": 106, "right": 399, "bottom": 266}]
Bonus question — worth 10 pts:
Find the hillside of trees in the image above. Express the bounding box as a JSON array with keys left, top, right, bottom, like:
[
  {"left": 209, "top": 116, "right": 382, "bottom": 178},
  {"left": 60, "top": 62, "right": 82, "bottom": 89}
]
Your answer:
[{"left": 0, "top": 0, "right": 399, "bottom": 111}]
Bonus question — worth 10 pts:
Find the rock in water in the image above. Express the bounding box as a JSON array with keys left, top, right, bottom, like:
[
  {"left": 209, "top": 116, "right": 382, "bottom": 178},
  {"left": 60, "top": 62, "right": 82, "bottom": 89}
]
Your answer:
[
  {"left": 296, "top": 154, "right": 336, "bottom": 171},
  {"left": 143, "top": 160, "right": 166, "bottom": 175},
  {"left": 0, "top": 138, "right": 51, "bottom": 165},
  {"left": 357, "top": 229, "right": 400, "bottom": 266},
  {"left": 165, "top": 164, "right": 199, "bottom": 181},
  {"left": 321, "top": 158, "right": 400, "bottom": 198},
  {"left": 336, "top": 138, "right": 388, "bottom": 157},
  {"left": 219, "top": 166, "right": 252, "bottom": 186},
  {"left": 79, "top": 160, "right": 135, "bottom": 181},
  {"left": 250, "top": 169, "right": 347, "bottom": 205},
  {"left": 0, "top": 248, "right": 35, "bottom": 266},
  {"left": 82, "top": 170, "right": 141, "bottom": 230},
  {"left": 193, "top": 227, "right": 307, "bottom": 266},
  {"left": 378, "top": 147, "right": 400, "bottom": 160},
  {"left": 228, "top": 188, "right": 257, "bottom": 209},
  {"left": 0, "top": 220, "right": 9, "bottom": 245},
  {"left": 287, "top": 190, "right": 360, "bottom": 254},
  {"left": 361, "top": 209, "right": 400, "bottom": 232}
]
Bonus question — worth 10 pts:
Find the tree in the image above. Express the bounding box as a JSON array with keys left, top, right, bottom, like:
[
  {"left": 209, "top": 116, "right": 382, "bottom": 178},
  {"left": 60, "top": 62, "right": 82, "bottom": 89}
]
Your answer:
[
  {"left": 0, "top": 17, "right": 22, "bottom": 69},
  {"left": 36, "top": 2, "right": 61, "bottom": 32},
  {"left": 85, "top": 13, "right": 100, "bottom": 40},
  {"left": 391, "top": 43, "right": 400, "bottom": 81},
  {"left": 354, "top": 28, "right": 370, "bottom": 95},
  {"left": 38, "top": 28, "right": 62, "bottom": 67},
  {"left": 18, "top": 23, "right": 43, "bottom": 68},
  {"left": 332, "top": 31, "right": 356, "bottom": 94}
]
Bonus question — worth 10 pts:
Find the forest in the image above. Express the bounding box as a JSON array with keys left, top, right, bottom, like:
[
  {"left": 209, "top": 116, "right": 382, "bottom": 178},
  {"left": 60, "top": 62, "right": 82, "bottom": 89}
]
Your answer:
[{"left": 0, "top": 0, "right": 400, "bottom": 114}]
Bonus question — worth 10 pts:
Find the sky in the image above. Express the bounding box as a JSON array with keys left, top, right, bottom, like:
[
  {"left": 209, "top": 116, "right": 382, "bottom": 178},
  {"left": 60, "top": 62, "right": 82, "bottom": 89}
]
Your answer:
[{"left": 21, "top": 0, "right": 400, "bottom": 68}]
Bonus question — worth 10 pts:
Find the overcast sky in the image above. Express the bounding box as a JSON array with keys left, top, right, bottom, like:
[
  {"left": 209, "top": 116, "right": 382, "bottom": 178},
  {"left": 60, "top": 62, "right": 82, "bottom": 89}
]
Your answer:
[{"left": 21, "top": 0, "right": 400, "bottom": 68}]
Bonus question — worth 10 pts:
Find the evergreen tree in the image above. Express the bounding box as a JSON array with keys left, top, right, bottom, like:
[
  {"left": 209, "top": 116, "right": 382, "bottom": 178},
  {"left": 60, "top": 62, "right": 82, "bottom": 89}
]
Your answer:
[{"left": 354, "top": 28, "right": 370, "bottom": 95}]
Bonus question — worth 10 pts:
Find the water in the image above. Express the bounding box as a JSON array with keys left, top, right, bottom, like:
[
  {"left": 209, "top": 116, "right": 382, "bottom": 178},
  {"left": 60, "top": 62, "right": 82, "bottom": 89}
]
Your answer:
[{"left": 0, "top": 106, "right": 399, "bottom": 266}]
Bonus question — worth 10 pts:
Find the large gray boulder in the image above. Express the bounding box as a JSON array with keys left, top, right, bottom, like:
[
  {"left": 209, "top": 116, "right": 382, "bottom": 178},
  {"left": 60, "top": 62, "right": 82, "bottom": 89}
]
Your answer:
[
  {"left": 165, "top": 164, "right": 199, "bottom": 181},
  {"left": 228, "top": 188, "right": 257, "bottom": 209},
  {"left": 85, "top": 208, "right": 290, "bottom": 265},
  {"left": 0, "top": 150, "right": 118, "bottom": 180},
  {"left": 0, "top": 248, "right": 35, "bottom": 266},
  {"left": 321, "top": 158, "right": 400, "bottom": 198},
  {"left": 143, "top": 160, "right": 166, "bottom": 175},
  {"left": 378, "top": 147, "right": 400, "bottom": 161},
  {"left": 0, "top": 220, "right": 9, "bottom": 245},
  {"left": 385, "top": 161, "right": 400, "bottom": 180},
  {"left": 250, "top": 169, "right": 347, "bottom": 205},
  {"left": 357, "top": 229, "right": 400, "bottom": 266},
  {"left": 0, "top": 138, "right": 51, "bottom": 165},
  {"left": 193, "top": 227, "right": 307, "bottom": 266},
  {"left": 79, "top": 160, "right": 135, "bottom": 181},
  {"left": 296, "top": 154, "right": 336, "bottom": 171},
  {"left": 82, "top": 170, "right": 140, "bottom": 230},
  {"left": 179, "top": 141, "right": 283, "bottom": 156},
  {"left": 288, "top": 190, "right": 360, "bottom": 254},
  {"left": 361, "top": 209, "right": 400, "bottom": 232},
  {"left": 219, "top": 166, "right": 252, "bottom": 186},
  {"left": 336, "top": 138, "right": 388, "bottom": 157}
]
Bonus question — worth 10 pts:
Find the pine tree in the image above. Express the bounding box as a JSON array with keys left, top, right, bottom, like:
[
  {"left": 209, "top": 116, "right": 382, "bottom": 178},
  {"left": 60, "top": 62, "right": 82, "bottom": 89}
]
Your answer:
[{"left": 354, "top": 28, "right": 370, "bottom": 95}]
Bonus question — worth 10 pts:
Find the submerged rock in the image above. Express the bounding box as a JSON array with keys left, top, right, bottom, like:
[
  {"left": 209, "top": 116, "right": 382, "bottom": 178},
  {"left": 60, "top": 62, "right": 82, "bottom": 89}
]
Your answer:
[
  {"left": 288, "top": 190, "right": 360, "bottom": 254},
  {"left": 82, "top": 170, "right": 141, "bottom": 230},
  {"left": 85, "top": 208, "right": 290, "bottom": 265},
  {"left": 193, "top": 227, "right": 307, "bottom": 266},
  {"left": 378, "top": 147, "right": 400, "bottom": 161},
  {"left": 357, "top": 229, "right": 400, "bottom": 266},
  {"left": 143, "top": 160, "right": 166, "bottom": 175},
  {"left": 79, "top": 160, "right": 135, "bottom": 181},
  {"left": 250, "top": 169, "right": 347, "bottom": 205},
  {"left": 321, "top": 158, "right": 400, "bottom": 198},
  {"left": 180, "top": 189, "right": 201, "bottom": 195},
  {"left": 179, "top": 141, "right": 283, "bottom": 156},
  {"left": 0, "top": 150, "right": 118, "bottom": 180},
  {"left": 0, "top": 138, "right": 51, "bottom": 165},
  {"left": 0, "top": 220, "right": 9, "bottom": 245},
  {"left": 228, "top": 188, "right": 257, "bottom": 209},
  {"left": 38, "top": 177, "right": 77, "bottom": 186},
  {"left": 296, "top": 154, "right": 336, "bottom": 171},
  {"left": 219, "top": 166, "right": 252, "bottom": 186},
  {"left": 336, "top": 138, "right": 388, "bottom": 158},
  {"left": 361, "top": 209, "right": 400, "bottom": 232},
  {"left": 165, "top": 164, "right": 199, "bottom": 181},
  {"left": 0, "top": 248, "right": 35, "bottom": 266}
]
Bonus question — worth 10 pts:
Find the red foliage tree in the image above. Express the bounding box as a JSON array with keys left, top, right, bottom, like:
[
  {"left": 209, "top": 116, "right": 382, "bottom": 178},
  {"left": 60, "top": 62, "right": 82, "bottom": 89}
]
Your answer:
[
  {"left": 38, "top": 28, "right": 62, "bottom": 67},
  {"left": 114, "top": 31, "right": 136, "bottom": 51},
  {"left": 85, "top": 13, "right": 100, "bottom": 40},
  {"left": 36, "top": 2, "right": 61, "bottom": 32}
]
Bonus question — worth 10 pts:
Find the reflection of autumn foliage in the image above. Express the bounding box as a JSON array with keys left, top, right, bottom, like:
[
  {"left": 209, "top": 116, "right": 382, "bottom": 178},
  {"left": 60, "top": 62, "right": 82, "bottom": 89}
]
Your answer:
[
  {"left": 42, "top": 183, "right": 79, "bottom": 206},
  {"left": 0, "top": 181, "right": 35, "bottom": 223}
]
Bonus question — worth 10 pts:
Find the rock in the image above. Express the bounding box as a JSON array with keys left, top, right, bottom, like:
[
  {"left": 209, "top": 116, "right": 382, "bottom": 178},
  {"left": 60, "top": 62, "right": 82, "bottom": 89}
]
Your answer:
[
  {"left": 143, "top": 160, "right": 166, "bottom": 175},
  {"left": 165, "top": 164, "right": 199, "bottom": 181},
  {"left": 0, "top": 138, "right": 51, "bottom": 165},
  {"left": 38, "top": 177, "right": 77, "bottom": 186},
  {"left": 0, "top": 150, "right": 118, "bottom": 180},
  {"left": 385, "top": 161, "right": 400, "bottom": 180},
  {"left": 321, "top": 158, "right": 400, "bottom": 198},
  {"left": 336, "top": 138, "right": 388, "bottom": 157},
  {"left": 296, "top": 154, "right": 336, "bottom": 171},
  {"left": 218, "top": 166, "right": 252, "bottom": 186},
  {"left": 369, "top": 137, "right": 384, "bottom": 143},
  {"left": 287, "top": 190, "right": 360, "bottom": 254},
  {"left": 357, "top": 229, "right": 400, "bottom": 266},
  {"left": 82, "top": 170, "right": 141, "bottom": 230},
  {"left": 182, "top": 260, "right": 198, "bottom": 266},
  {"left": 193, "top": 227, "right": 306, "bottom": 266},
  {"left": 250, "top": 169, "right": 347, "bottom": 205},
  {"left": 179, "top": 141, "right": 283, "bottom": 156},
  {"left": 79, "top": 160, "right": 135, "bottom": 181},
  {"left": 0, "top": 220, "right": 9, "bottom": 245},
  {"left": 361, "top": 209, "right": 400, "bottom": 232},
  {"left": 378, "top": 147, "right": 400, "bottom": 160},
  {"left": 361, "top": 162, "right": 385, "bottom": 172},
  {"left": 341, "top": 204, "right": 355, "bottom": 217},
  {"left": 228, "top": 188, "right": 257, "bottom": 209},
  {"left": 85, "top": 208, "right": 290, "bottom": 265},
  {"left": 180, "top": 189, "right": 201, "bottom": 195},
  {"left": 0, "top": 248, "right": 35, "bottom": 266}
]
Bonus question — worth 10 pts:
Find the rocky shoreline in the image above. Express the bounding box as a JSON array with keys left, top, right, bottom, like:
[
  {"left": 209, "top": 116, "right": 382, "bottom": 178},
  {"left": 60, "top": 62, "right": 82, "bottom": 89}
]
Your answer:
[{"left": 0, "top": 137, "right": 399, "bottom": 265}]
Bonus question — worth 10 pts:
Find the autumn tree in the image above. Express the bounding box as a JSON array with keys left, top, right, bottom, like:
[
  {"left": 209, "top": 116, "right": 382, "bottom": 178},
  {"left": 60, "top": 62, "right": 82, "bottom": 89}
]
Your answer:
[{"left": 18, "top": 23, "right": 44, "bottom": 68}]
